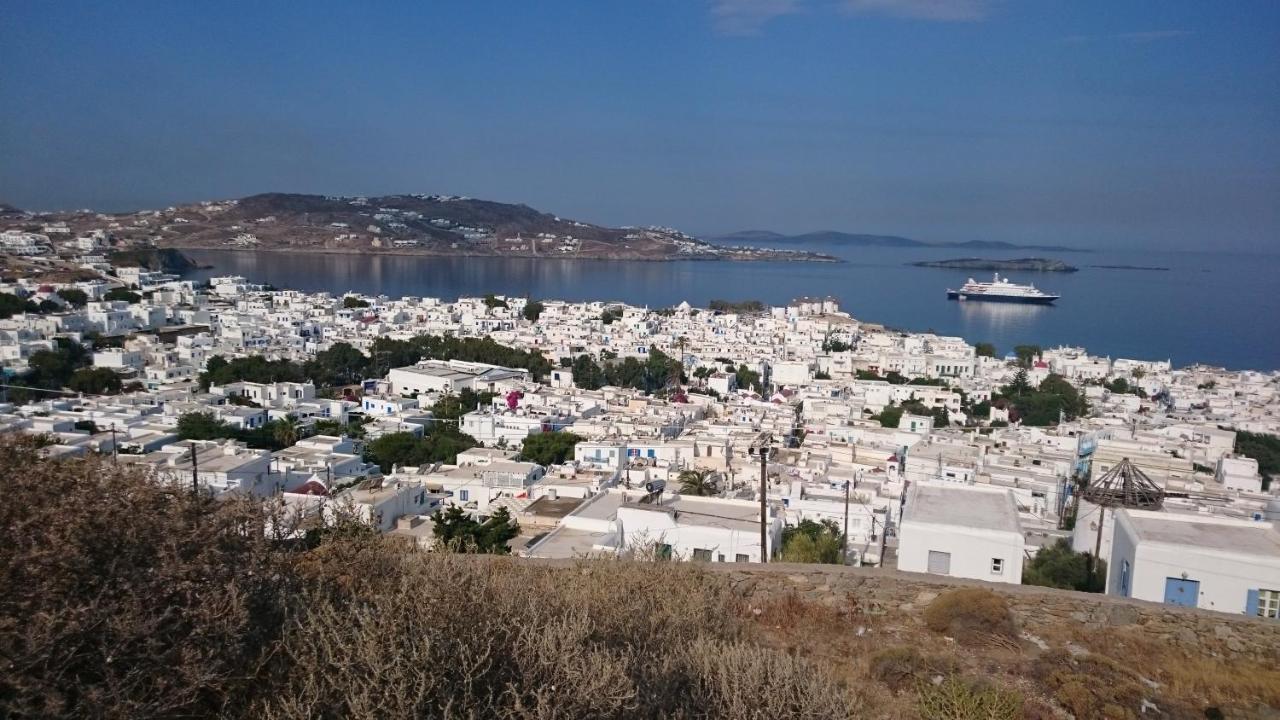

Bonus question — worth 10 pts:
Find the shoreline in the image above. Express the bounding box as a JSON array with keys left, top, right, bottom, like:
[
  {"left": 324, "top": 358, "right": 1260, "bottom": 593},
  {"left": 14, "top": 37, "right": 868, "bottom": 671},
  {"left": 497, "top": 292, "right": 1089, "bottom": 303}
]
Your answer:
[{"left": 175, "top": 245, "right": 843, "bottom": 264}]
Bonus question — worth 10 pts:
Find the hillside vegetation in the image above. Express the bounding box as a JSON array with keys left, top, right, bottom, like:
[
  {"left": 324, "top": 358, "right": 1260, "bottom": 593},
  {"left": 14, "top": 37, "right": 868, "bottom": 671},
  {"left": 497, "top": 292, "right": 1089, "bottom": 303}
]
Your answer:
[{"left": 1, "top": 436, "right": 1277, "bottom": 719}]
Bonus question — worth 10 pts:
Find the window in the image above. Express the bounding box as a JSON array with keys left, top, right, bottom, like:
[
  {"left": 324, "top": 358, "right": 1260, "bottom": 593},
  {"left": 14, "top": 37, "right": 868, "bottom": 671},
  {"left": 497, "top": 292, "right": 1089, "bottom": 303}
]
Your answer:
[
  {"left": 717, "top": 554, "right": 726, "bottom": 562},
  {"left": 1121, "top": 560, "right": 1130, "bottom": 596},
  {"left": 991, "top": 558, "right": 1004, "bottom": 575},
  {"left": 458, "top": 489, "right": 469, "bottom": 502},
  {"left": 1258, "top": 589, "right": 1280, "bottom": 619},
  {"left": 691, "top": 548, "right": 712, "bottom": 562},
  {"left": 735, "top": 553, "right": 750, "bottom": 563}
]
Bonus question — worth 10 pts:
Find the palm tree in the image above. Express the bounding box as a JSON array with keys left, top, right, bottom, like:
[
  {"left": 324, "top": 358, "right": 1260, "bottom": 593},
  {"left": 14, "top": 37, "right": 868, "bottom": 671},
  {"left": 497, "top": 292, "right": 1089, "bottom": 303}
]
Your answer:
[
  {"left": 678, "top": 469, "right": 718, "bottom": 497},
  {"left": 272, "top": 418, "right": 301, "bottom": 448}
]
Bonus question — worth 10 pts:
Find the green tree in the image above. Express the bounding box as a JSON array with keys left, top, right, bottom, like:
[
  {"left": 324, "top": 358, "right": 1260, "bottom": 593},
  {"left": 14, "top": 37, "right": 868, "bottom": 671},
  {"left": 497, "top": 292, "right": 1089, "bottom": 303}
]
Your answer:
[
  {"left": 304, "top": 342, "right": 369, "bottom": 387},
  {"left": 1013, "top": 344, "right": 1042, "bottom": 368},
  {"left": 430, "top": 388, "right": 495, "bottom": 421},
  {"left": 431, "top": 505, "right": 519, "bottom": 554},
  {"left": 974, "top": 342, "right": 997, "bottom": 358},
  {"left": 1003, "top": 369, "right": 1032, "bottom": 398},
  {"left": 482, "top": 293, "right": 508, "bottom": 309},
  {"left": 199, "top": 355, "right": 307, "bottom": 390},
  {"left": 177, "top": 412, "right": 237, "bottom": 441},
  {"left": 364, "top": 427, "right": 477, "bottom": 469},
  {"left": 1235, "top": 431, "right": 1280, "bottom": 491},
  {"left": 0, "top": 293, "right": 40, "bottom": 319},
  {"left": 873, "top": 405, "right": 904, "bottom": 429},
  {"left": 104, "top": 287, "right": 141, "bottom": 303},
  {"left": 19, "top": 338, "right": 93, "bottom": 394},
  {"left": 677, "top": 469, "right": 719, "bottom": 497},
  {"left": 272, "top": 419, "right": 302, "bottom": 448},
  {"left": 522, "top": 300, "right": 544, "bottom": 322},
  {"left": 518, "top": 431, "right": 584, "bottom": 466},
  {"left": 55, "top": 288, "right": 89, "bottom": 307},
  {"left": 735, "top": 364, "right": 761, "bottom": 393},
  {"left": 780, "top": 519, "right": 844, "bottom": 564},
  {"left": 68, "top": 367, "right": 123, "bottom": 395},
  {"left": 1022, "top": 538, "right": 1105, "bottom": 592},
  {"left": 571, "top": 354, "right": 606, "bottom": 390},
  {"left": 342, "top": 296, "right": 370, "bottom": 309},
  {"left": 600, "top": 308, "right": 623, "bottom": 325}
]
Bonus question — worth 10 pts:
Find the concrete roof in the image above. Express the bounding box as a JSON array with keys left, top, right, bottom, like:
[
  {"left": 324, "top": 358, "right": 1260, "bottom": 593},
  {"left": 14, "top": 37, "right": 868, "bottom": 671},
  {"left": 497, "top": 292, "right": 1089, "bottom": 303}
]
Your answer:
[
  {"left": 904, "top": 483, "right": 1022, "bottom": 535},
  {"left": 1124, "top": 510, "right": 1280, "bottom": 558}
]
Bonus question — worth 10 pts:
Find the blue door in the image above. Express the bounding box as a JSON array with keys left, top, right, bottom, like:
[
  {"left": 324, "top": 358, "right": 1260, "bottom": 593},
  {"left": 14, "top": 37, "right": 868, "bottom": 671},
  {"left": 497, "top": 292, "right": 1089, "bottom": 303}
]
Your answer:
[{"left": 1164, "top": 577, "right": 1200, "bottom": 607}]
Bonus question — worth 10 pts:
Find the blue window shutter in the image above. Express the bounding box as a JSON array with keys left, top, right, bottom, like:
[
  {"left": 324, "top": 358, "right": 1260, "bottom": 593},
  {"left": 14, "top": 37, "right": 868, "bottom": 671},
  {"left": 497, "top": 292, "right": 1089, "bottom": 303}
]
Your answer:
[{"left": 1245, "top": 589, "right": 1260, "bottom": 616}]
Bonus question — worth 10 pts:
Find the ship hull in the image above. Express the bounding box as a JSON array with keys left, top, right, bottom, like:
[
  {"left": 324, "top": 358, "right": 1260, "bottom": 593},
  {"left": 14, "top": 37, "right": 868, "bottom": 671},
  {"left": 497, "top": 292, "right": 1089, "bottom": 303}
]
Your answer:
[{"left": 947, "top": 291, "right": 1057, "bottom": 304}]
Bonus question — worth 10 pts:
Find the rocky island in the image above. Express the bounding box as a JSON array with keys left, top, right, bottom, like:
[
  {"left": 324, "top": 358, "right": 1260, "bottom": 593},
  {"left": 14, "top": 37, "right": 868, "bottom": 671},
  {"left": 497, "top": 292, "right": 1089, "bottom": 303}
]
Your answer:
[{"left": 911, "top": 257, "right": 1078, "bottom": 272}]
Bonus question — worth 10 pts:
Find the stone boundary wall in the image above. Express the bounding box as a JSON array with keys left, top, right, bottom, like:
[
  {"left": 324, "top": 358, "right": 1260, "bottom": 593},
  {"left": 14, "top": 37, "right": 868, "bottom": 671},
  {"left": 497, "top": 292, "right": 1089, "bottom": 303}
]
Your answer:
[
  {"left": 705, "top": 562, "right": 1280, "bottom": 658},
  {"left": 521, "top": 558, "right": 1280, "bottom": 658}
]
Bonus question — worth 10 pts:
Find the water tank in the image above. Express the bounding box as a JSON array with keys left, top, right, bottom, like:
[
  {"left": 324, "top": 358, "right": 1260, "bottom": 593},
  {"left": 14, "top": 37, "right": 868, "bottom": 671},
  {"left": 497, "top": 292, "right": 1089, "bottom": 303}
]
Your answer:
[{"left": 645, "top": 479, "right": 666, "bottom": 494}]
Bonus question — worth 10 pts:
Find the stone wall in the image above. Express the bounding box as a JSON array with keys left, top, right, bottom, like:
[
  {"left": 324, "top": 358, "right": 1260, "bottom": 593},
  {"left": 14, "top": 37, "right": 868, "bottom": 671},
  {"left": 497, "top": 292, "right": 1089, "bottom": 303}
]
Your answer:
[{"left": 699, "top": 562, "right": 1280, "bottom": 659}]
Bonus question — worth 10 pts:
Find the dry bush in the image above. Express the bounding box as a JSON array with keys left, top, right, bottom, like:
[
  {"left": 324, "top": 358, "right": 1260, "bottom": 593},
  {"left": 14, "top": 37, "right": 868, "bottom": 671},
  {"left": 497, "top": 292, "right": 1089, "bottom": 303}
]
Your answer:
[
  {"left": 916, "top": 676, "right": 1023, "bottom": 720},
  {"left": 869, "top": 645, "right": 961, "bottom": 692},
  {"left": 682, "top": 637, "right": 856, "bottom": 719},
  {"left": 255, "top": 554, "right": 854, "bottom": 719},
  {"left": 1032, "top": 649, "right": 1147, "bottom": 720},
  {"left": 0, "top": 436, "right": 299, "bottom": 719},
  {"left": 922, "top": 588, "right": 1017, "bottom": 644}
]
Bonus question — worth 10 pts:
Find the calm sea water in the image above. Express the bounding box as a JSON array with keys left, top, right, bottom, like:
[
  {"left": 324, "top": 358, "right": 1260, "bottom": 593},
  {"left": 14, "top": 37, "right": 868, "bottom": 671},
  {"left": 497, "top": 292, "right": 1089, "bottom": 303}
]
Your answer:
[{"left": 184, "top": 244, "right": 1280, "bottom": 371}]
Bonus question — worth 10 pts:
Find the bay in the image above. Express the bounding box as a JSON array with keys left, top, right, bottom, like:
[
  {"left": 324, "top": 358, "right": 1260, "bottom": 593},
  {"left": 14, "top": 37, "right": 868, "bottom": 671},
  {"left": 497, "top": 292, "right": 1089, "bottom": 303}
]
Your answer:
[{"left": 183, "top": 244, "right": 1280, "bottom": 371}]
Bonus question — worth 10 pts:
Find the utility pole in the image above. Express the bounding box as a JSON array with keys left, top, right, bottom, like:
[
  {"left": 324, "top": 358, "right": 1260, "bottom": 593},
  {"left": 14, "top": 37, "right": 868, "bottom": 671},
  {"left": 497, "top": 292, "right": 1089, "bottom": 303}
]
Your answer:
[
  {"left": 759, "top": 446, "right": 768, "bottom": 563},
  {"left": 110, "top": 423, "right": 118, "bottom": 466},
  {"left": 189, "top": 441, "right": 200, "bottom": 495},
  {"left": 842, "top": 479, "right": 850, "bottom": 565},
  {"left": 750, "top": 431, "right": 773, "bottom": 563}
]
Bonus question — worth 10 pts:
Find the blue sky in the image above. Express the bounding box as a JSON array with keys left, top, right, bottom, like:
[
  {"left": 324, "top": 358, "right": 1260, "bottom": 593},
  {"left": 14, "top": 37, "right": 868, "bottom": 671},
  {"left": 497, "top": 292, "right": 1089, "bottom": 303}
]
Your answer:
[{"left": 2, "top": 1, "right": 1277, "bottom": 250}]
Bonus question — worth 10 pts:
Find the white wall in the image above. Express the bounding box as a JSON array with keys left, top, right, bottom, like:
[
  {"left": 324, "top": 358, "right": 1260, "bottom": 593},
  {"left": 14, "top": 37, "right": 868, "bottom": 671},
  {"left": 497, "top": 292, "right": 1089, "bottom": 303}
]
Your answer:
[
  {"left": 1110, "top": 512, "right": 1280, "bottom": 615},
  {"left": 897, "top": 522, "right": 1024, "bottom": 584}
]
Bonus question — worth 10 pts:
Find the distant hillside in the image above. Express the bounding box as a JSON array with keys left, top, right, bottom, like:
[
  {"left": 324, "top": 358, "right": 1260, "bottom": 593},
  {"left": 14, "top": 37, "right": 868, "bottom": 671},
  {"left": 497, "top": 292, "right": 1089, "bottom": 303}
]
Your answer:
[
  {"left": 710, "top": 230, "right": 1088, "bottom": 252},
  {"left": 0, "top": 201, "right": 23, "bottom": 216},
  {"left": 0, "top": 193, "right": 837, "bottom": 263}
]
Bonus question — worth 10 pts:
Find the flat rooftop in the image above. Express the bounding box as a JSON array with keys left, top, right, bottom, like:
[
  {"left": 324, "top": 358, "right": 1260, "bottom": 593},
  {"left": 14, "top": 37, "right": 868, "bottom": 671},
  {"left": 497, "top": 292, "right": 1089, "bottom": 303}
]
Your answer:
[
  {"left": 525, "top": 527, "right": 611, "bottom": 559},
  {"left": 1126, "top": 512, "right": 1280, "bottom": 558},
  {"left": 905, "top": 483, "right": 1021, "bottom": 534}
]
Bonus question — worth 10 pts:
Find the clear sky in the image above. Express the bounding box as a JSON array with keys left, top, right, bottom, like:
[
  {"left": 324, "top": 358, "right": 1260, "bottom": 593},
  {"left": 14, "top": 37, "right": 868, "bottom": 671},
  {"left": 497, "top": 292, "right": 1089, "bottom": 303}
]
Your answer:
[{"left": 2, "top": 1, "right": 1277, "bottom": 250}]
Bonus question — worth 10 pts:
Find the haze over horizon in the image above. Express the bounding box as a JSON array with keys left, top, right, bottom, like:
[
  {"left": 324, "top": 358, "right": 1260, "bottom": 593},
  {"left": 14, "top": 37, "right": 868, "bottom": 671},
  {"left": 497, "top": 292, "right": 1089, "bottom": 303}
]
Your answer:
[{"left": 2, "top": 1, "right": 1278, "bottom": 252}]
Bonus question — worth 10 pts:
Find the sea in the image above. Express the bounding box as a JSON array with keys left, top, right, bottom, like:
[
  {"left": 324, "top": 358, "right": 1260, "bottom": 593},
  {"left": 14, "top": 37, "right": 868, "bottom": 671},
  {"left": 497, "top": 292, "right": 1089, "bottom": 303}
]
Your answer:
[{"left": 182, "top": 243, "right": 1280, "bottom": 372}]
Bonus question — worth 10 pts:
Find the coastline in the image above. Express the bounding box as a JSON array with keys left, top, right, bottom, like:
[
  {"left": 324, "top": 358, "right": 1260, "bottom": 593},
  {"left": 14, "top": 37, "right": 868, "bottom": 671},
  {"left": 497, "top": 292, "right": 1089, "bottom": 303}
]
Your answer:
[{"left": 173, "top": 245, "right": 843, "bottom": 264}]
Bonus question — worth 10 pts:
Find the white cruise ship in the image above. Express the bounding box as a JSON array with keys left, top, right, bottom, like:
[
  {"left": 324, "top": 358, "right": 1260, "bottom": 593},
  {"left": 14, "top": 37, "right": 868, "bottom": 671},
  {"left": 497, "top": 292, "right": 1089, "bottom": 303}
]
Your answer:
[{"left": 946, "top": 273, "right": 1060, "bottom": 305}]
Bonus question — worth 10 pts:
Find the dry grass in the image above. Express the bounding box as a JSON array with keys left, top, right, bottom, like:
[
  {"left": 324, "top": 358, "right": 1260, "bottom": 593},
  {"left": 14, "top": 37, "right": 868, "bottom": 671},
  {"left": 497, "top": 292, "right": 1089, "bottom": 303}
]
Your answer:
[
  {"left": 0, "top": 437, "right": 854, "bottom": 720},
  {"left": 3, "top": 436, "right": 1277, "bottom": 720}
]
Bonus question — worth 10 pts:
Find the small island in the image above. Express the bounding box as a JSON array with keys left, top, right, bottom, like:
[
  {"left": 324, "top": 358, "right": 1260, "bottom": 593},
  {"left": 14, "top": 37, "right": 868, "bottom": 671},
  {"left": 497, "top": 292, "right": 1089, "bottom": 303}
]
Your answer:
[
  {"left": 1090, "top": 264, "right": 1170, "bottom": 272},
  {"left": 911, "top": 257, "right": 1078, "bottom": 272}
]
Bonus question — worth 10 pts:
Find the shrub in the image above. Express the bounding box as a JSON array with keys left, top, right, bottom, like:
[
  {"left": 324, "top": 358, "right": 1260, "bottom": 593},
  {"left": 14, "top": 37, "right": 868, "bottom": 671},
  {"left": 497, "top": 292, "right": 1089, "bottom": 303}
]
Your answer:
[
  {"left": 0, "top": 436, "right": 857, "bottom": 720},
  {"left": 923, "top": 588, "right": 1018, "bottom": 643},
  {"left": 869, "top": 646, "right": 959, "bottom": 692},
  {"left": 916, "top": 676, "right": 1023, "bottom": 720}
]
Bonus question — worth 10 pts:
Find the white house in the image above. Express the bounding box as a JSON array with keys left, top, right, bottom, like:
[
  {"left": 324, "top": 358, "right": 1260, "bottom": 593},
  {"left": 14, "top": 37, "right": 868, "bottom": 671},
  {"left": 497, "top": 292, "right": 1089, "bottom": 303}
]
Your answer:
[
  {"left": 1108, "top": 509, "right": 1280, "bottom": 617},
  {"left": 1216, "top": 455, "right": 1263, "bottom": 494},
  {"left": 615, "top": 493, "right": 783, "bottom": 563},
  {"left": 897, "top": 482, "right": 1025, "bottom": 584}
]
